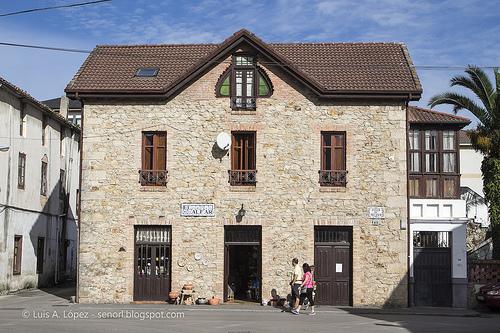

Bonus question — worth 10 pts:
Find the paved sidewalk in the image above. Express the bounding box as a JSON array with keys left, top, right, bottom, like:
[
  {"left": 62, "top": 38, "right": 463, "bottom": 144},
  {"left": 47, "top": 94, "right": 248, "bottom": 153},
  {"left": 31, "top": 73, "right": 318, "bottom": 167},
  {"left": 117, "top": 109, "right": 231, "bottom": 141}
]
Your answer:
[{"left": 1, "top": 287, "right": 498, "bottom": 333}]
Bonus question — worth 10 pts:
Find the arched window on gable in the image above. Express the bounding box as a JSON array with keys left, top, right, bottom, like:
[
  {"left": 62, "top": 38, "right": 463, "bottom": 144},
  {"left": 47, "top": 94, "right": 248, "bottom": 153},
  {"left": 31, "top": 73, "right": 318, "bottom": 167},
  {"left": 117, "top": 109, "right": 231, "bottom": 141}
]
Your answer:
[{"left": 215, "top": 55, "right": 273, "bottom": 110}]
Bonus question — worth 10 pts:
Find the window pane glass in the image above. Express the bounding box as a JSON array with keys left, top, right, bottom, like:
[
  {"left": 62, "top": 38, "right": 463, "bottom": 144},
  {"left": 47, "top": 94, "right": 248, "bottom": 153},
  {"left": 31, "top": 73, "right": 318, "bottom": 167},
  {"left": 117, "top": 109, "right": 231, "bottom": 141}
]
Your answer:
[
  {"left": 426, "top": 178, "right": 438, "bottom": 197},
  {"left": 425, "top": 130, "right": 437, "bottom": 150},
  {"left": 323, "top": 148, "right": 332, "bottom": 170},
  {"left": 235, "top": 71, "right": 243, "bottom": 97},
  {"left": 425, "top": 153, "right": 438, "bottom": 172},
  {"left": 443, "top": 178, "right": 456, "bottom": 197},
  {"left": 323, "top": 133, "right": 331, "bottom": 147},
  {"left": 443, "top": 131, "right": 455, "bottom": 150},
  {"left": 443, "top": 152, "right": 455, "bottom": 172},
  {"left": 144, "top": 147, "right": 153, "bottom": 169},
  {"left": 145, "top": 134, "right": 153, "bottom": 146},
  {"left": 246, "top": 71, "right": 253, "bottom": 97},
  {"left": 410, "top": 152, "right": 420, "bottom": 172},
  {"left": 409, "top": 179, "right": 420, "bottom": 197},
  {"left": 258, "top": 77, "right": 269, "bottom": 96},
  {"left": 235, "top": 56, "right": 253, "bottom": 66},
  {"left": 409, "top": 130, "right": 419, "bottom": 150},
  {"left": 220, "top": 76, "right": 230, "bottom": 96}
]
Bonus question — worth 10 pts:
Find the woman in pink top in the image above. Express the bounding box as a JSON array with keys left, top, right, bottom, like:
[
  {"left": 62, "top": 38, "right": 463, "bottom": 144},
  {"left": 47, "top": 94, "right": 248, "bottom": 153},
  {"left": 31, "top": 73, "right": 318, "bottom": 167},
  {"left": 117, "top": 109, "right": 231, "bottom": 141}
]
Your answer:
[{"left": 300, "top": 263, "right": 315, "bottom": 315}]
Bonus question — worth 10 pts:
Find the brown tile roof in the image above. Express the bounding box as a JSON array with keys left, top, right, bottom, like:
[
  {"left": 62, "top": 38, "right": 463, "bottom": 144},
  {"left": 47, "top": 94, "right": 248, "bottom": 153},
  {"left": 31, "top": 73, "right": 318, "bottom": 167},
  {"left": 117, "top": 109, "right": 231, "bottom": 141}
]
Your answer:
[
  {"left": 459, "top": 130, "right": 472, "bottom": 144},
  {"left": 66, "top": 29, "right": 422, "bottom": 100},
  {"left": 408, "top": 106, "right": 471, "bottom": 125},
  {"left": 0, "top": 76, "right": 80, "bottom": 132}
]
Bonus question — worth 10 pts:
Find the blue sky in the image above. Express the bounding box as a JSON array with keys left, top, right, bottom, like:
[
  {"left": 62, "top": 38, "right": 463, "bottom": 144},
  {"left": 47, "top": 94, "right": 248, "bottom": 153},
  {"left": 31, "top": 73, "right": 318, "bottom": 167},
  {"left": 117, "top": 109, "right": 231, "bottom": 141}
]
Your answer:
[{"left": 1, "top": 0, "right": 499, "bottom": 126}]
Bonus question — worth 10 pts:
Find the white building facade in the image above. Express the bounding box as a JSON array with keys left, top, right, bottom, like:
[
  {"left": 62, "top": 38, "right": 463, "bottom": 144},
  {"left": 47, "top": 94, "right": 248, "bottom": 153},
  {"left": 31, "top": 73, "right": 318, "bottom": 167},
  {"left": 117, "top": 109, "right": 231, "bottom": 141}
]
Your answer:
[
  {"left": 0, "top": 77, "right": 80, "bottom": 293},
  {"left": 459, "top": 130, "right": 489, "bottom": 227},
  {"left": 407, "top": 107, "right": 470, "bottom": 308}
]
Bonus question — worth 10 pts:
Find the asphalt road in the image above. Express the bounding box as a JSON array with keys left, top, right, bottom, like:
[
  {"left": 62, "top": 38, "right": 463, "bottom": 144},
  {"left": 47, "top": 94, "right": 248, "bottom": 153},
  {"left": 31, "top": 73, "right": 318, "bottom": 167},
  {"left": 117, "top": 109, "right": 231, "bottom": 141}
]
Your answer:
[{"left": 0, "top": 287, "right": 499, "bottom": 333}]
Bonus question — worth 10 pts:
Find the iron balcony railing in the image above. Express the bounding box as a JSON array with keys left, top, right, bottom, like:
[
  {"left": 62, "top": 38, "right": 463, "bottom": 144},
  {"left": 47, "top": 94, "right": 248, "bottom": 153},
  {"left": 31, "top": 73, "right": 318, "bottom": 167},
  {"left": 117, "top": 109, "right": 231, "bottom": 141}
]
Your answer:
[
  {"left": 228, "top": 169, "right": 257, "bottom": 186},
  {"left": 139, "top": 170, "right": 168, "bottom": 186},
  {"left": 318, "top": 170, "right": 347, "bottom": 187}
]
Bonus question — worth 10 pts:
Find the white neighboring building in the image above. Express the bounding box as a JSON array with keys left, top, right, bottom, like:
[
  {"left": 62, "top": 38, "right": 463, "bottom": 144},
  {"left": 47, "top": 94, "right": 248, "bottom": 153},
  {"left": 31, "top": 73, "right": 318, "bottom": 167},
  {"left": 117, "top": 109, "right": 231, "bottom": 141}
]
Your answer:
[
  {"left": 407, "top": 107, "right": 470, "bottom": 308},
  {"left": 0, "top": 77, "right": 80, "bottom": 293},
  {"left": 459, "top": 130, "right": 489, "bottom": 227}
]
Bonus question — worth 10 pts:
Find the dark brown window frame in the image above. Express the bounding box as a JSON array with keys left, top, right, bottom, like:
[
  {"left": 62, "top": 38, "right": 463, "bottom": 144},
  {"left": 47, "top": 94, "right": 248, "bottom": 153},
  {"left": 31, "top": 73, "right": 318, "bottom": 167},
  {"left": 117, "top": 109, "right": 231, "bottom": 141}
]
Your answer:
[
  {"left": 215, "top": 57, "right": 273, "bottom": 110},
  {"left": 139, "top": 131, "right": 168, "bottom": 186},
  {"left": 319, "top": 131, "right": 347, "bottom": 187},
  {"left": 36, "top": 237, "right": 45, "bottom": 274},
  {"left": 18, "top": 152, "right": 26, "bottom": 189},
  {"left": 42, "top": 116, "right": 48, "bottom": 146},
  {"left": 40, "top": 160, "right": 48, "bottom": 196},
  {"left": 13, "top": 235, "right": 22, "bottom": 275},
  {"left": 408, "top": 127, "right": 460, "bottom": 199},
  {"left": 60, "top": 130, "right": 65, "bottom": 155},
  {"left": 229, "top": 131, "right": 257, "bottom": 186},
  {"left": 19, "top": 108, "right": 26, "bottom": 136}
]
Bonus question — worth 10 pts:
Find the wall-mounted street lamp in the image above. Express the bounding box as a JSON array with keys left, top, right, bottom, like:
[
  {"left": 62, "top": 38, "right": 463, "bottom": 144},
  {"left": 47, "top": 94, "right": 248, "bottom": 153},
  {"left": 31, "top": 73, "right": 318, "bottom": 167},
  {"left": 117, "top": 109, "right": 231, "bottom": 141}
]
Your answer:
[
  {"left": 238, "top": 204, "right": 246, "bottom": 217},
  {"left": 236, "top": 204, "right": 246, "bottom": 222},
  {"left": 0, "top": 144, "right": 10, "bottom": 152}
]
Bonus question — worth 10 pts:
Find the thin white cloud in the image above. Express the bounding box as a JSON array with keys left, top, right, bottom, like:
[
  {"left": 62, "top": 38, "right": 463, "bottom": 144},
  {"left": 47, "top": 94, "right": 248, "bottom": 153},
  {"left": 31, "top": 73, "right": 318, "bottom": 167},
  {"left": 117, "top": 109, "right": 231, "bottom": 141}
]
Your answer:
[{"left": 0, "top": 0, "right": 497, "bottom": 127}]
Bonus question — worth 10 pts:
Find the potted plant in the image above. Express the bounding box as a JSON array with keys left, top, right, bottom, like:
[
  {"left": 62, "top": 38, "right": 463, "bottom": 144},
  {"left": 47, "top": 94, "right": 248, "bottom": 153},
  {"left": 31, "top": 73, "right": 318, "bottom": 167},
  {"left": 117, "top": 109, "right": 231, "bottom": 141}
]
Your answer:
[
  {"left": 168, "top": 291, "right": 178, "bottom": 301},
  {"left": 208, "top": 296, "right": 220, "bottom": 305}
]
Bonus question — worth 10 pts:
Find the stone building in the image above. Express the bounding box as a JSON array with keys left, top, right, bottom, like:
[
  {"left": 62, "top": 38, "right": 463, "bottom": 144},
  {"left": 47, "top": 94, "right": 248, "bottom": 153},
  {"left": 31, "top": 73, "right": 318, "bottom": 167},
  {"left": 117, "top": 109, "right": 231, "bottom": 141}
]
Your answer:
[
  {"left": 0, "top": 76, "right": 80, "bottom": 293},
  {"left": 66, "top": 30, "right": 422, "bottom": 306}
]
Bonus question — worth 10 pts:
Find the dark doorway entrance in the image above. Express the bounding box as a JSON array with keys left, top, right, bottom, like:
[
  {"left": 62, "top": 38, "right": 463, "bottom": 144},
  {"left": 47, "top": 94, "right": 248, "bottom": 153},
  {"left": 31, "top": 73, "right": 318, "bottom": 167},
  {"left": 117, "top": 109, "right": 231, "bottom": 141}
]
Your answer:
[
  {"left": 314, "top": 226, "right": 352, "bottom": 306},
  {"left": 413, "top": 231, "right": 452, "bottom": 307},
  {"left": 224, "top": 226, "right": 261, "bottom": 303},
  {"left": 134, "top": 226, "right": 171, "bottom": 301}
]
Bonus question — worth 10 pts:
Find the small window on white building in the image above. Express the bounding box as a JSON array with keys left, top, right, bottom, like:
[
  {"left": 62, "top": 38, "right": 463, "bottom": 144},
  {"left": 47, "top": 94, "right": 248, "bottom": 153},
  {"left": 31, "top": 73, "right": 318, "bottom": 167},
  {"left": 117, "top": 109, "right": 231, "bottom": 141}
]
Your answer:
[{"left": 40, "top": 157, "right": 48, "bottom": 196}]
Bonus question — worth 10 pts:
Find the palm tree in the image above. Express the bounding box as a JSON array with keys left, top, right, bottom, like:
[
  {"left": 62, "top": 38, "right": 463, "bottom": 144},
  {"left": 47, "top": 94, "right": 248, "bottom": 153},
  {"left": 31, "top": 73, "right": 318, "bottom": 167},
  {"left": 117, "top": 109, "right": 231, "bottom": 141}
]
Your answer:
[{"left": 429, "top": 65, "right": 500, "bottom": 259}]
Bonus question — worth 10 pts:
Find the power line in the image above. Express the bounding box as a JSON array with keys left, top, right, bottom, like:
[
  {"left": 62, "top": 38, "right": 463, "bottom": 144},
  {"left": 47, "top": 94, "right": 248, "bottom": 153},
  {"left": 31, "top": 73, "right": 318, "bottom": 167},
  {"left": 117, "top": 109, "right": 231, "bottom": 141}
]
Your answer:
[
  {"left": 0, "top": 0, "right": 112, "bottom": 18},
  {"left": 0, "top": 42, "right": 90, "bottom": 54},
  {"left": 0, "top": 41, "right": 498, "bottom": 70}
]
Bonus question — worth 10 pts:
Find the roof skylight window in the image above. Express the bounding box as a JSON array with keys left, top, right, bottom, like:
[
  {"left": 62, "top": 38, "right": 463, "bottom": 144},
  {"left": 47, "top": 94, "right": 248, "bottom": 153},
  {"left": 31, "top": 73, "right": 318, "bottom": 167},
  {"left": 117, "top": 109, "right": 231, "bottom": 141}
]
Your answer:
[{"left": 136, "top": 68, "right": 159, "bottom": 77}]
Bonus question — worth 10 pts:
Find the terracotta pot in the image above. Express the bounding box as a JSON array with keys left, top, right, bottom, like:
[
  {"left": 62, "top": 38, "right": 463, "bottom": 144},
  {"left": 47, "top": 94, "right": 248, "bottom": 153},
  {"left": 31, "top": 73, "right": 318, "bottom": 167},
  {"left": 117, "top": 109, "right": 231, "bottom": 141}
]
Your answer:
[
  {"left": 208, "top": 297, "right": 220, "bottom": 306},
  {"left": 168, "top": 291, "right": 178, "bottom": 300},
  {"left": 183, "top": 283, "right": 193, "bottom": 290}
]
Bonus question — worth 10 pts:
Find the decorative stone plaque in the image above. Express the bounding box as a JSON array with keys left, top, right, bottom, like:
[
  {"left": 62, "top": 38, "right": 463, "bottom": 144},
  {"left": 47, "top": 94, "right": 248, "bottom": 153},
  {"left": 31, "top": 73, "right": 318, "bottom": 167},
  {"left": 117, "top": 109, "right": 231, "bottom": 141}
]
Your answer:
[{"left": 180, "top": 203, "right": 215, "bottom": 217}]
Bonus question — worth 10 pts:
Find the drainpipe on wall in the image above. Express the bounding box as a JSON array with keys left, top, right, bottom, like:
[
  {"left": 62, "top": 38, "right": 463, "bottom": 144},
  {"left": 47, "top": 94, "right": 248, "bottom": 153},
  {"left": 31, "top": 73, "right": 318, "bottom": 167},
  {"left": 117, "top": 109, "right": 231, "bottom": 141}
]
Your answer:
[
  {"left": 75, "top": 99, "right": 84, "bottom": 303},
  {"left": 405, "top": 100, "right": 413, "bottom": 307}
]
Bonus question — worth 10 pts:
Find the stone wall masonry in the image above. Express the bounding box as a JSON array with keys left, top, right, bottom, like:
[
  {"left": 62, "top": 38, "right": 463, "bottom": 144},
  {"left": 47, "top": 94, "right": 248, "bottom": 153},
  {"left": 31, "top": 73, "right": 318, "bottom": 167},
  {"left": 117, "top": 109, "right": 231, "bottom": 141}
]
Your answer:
[{"left": 78, "top": 58, "right": 408, "bottom": 306}]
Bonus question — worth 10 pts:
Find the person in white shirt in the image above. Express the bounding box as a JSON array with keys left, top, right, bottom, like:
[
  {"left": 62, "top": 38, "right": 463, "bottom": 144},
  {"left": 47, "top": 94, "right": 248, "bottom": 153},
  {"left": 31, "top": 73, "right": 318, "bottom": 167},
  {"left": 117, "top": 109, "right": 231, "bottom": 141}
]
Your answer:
[{"left": 290, "top": 258, "right": 303, "bottom": 314}]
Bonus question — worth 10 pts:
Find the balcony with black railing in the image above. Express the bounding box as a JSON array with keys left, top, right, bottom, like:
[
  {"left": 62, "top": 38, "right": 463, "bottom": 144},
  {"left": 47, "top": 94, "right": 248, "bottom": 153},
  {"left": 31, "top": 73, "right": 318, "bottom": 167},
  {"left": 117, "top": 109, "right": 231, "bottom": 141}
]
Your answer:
[
  {"left": 228, "top": 169, "right": 257, "bottom": 186},
  {"left": 318, "top": 170, "right": 347, "bottom": 187},
  {"left": 139, "top": 170, "right": 168, "bottom": 186}
]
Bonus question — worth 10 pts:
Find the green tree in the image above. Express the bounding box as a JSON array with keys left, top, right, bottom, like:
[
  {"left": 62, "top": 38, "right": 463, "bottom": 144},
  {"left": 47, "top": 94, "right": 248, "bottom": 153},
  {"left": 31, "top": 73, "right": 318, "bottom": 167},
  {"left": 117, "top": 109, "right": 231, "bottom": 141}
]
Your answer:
[{"left": 429, "top": 65, "right": 500, "bottom": 259}]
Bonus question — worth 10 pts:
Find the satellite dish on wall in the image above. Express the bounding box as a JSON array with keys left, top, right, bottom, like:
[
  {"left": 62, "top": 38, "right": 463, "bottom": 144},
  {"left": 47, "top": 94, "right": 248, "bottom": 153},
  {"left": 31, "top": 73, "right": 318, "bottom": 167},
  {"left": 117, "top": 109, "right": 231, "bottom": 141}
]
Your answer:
[{"left": 216, "top": 132, "right": 231, "bottom": 150}]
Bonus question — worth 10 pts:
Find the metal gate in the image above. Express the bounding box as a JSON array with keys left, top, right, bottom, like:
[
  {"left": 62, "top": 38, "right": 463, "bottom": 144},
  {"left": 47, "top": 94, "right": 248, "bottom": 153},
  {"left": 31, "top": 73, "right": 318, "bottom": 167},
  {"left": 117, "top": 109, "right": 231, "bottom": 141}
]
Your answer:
[
  {"left": 413, "top": 231, "right": 452, "bottom": 307},
  {"left": 314, "top": 227, "right": 352, "bottom": 306},
  {"left": 134, "top": 226, "right": 171, "bottom": 301}
]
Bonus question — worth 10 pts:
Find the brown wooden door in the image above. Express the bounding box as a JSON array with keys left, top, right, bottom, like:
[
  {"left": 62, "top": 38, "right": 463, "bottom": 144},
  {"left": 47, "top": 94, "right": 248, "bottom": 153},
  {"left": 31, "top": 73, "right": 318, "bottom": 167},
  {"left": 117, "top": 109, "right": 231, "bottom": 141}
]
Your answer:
[{"left": 314, "top": 227, "right": 352, "bottom": 306}]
